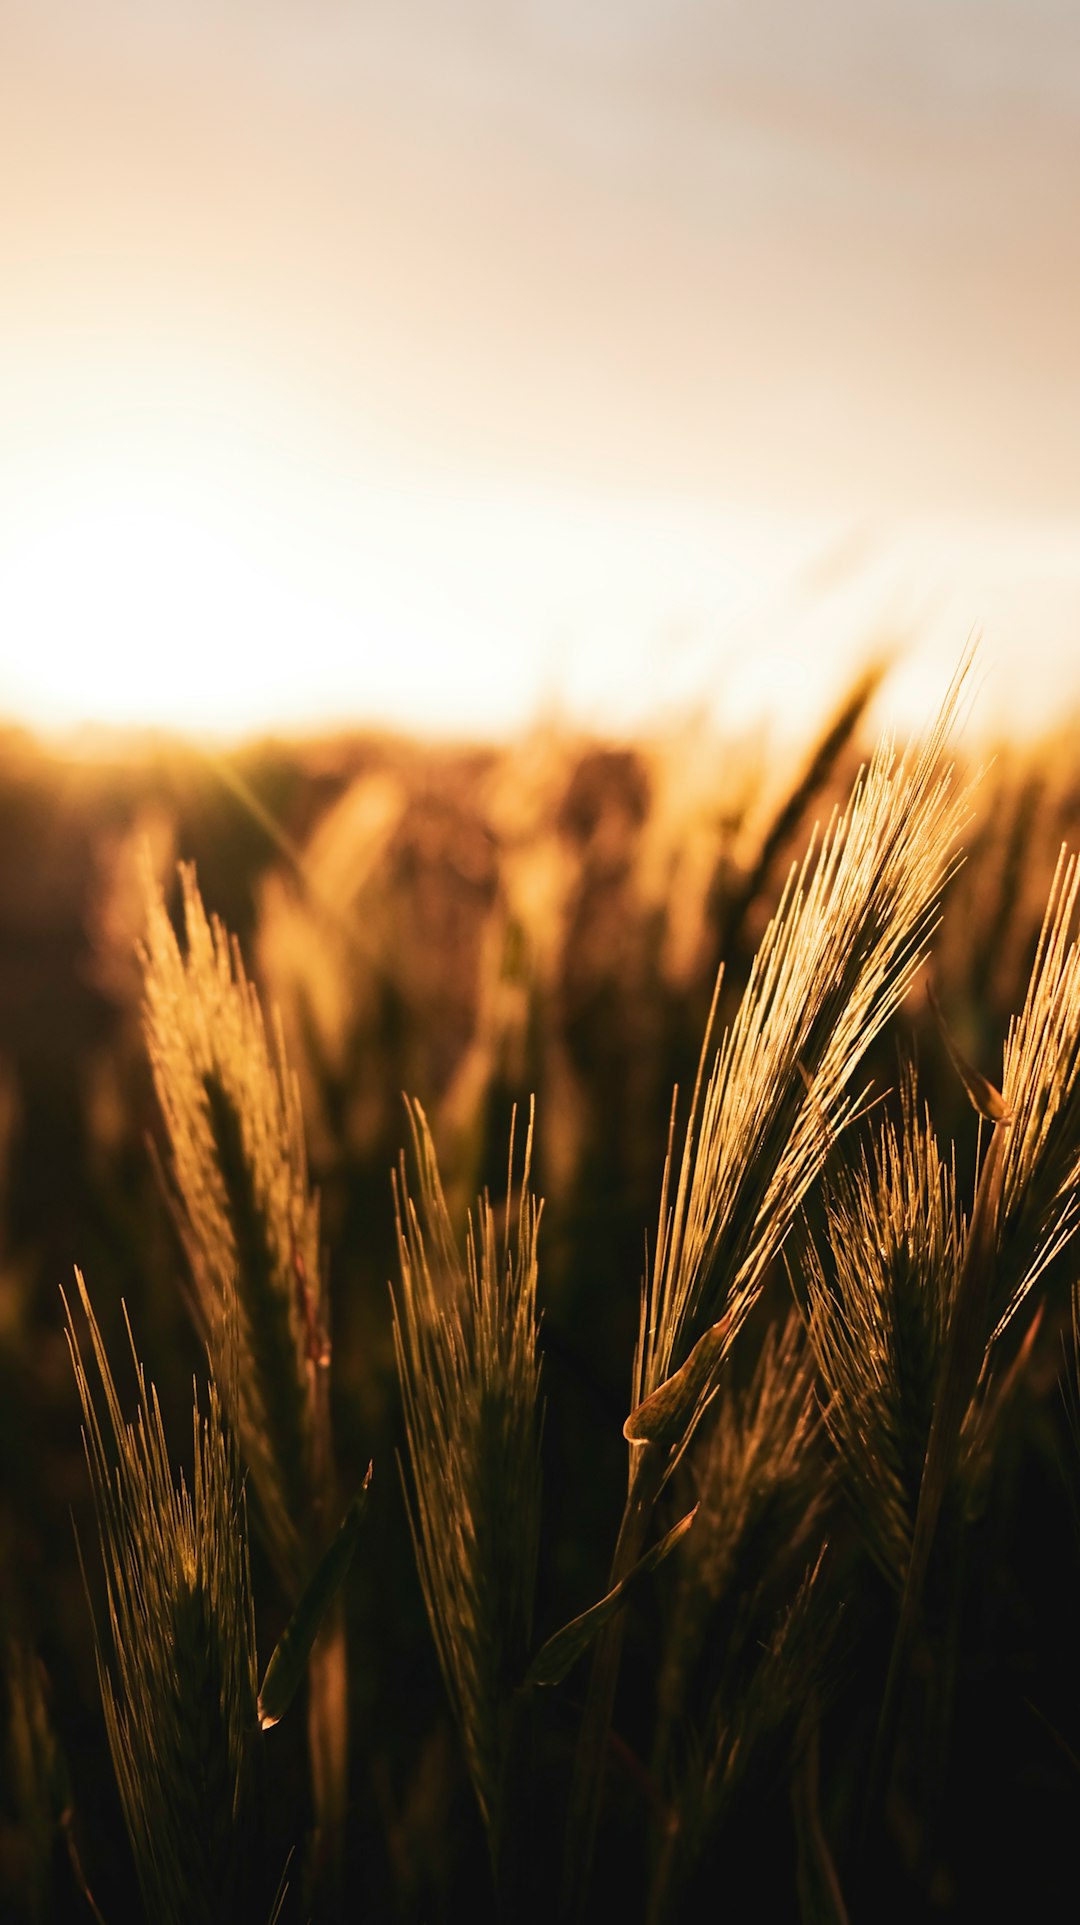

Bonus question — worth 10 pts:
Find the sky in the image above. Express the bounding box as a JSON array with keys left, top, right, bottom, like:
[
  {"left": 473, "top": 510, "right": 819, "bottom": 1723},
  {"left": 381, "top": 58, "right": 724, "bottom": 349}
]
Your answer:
[{"left": 1, "top": 1, "right": 1078, "bottom": 746}]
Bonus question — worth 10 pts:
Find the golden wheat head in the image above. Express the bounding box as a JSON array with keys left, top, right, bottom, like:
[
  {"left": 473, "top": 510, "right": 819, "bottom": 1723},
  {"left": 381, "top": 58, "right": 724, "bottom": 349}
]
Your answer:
[
  {"left": 391, "top": 1098, "right": 542, "bottom": 1857},
  {"left": 140, "top": 860, "right": 325, "bottom": 1593},
  {"left": 64, "top": 1271, "right": 258, "bottom": 1925}
]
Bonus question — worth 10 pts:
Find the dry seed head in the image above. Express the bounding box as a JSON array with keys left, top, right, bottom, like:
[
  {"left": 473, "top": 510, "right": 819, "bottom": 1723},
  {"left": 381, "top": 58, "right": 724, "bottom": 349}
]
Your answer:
[
  {"left": 140, "top": 860, "right": 324, "bottom": 1591},
  {"left": 995, "top": 845, "right": 1080, "bottom": 1332},
  {"left": 801, "top": 1076, "right": 962, "bottom": 1589},
  {"left": 391, "top": 1098, "right": 542, "bottom": 1851},
  {"left": 64, "top": 1271, "right": 258, "bottom": 1925},
  {"left": 633, "top": 660, "right": 973, "bottom": 1469},
  {"left": 657, "top": 1310, "right": 824, "bottom": 1758}
]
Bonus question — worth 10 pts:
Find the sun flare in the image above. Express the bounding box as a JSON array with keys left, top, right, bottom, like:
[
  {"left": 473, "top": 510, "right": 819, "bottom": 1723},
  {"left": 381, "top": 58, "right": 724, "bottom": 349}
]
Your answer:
[
  {"left": 0, "top": 454, "right": 447, "bottom": 742},
  {"left": 1, "top": 494, "right": 296, "bottom": 735},
  {"left": 1, "top": 438, "right": 1078, "bottom": 752},
  {"left": 0, "top": 440, "right": 839, "bottom": 747}
]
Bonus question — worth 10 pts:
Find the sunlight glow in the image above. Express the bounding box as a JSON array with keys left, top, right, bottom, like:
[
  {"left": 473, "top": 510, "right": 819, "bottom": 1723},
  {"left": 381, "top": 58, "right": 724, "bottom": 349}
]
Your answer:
[
  {"left": 0, "top": 451, "right": 523, "bottom": 741},
  {"left": 0, "top": 439, "right": 833, "bottom": 744},
  {"left": 2, "top": 496, "right": 313, "bottom": 733},
  {"left": 1, "top": 439, "right": 1078, "bottom": 750},
  {"left": 3, "top": 2, "right": 1078, "bottom": 753}
]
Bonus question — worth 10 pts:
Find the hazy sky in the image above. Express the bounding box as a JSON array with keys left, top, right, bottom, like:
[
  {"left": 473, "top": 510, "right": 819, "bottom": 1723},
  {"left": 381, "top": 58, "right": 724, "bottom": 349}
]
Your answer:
[{"left": 2, "top": 2, "right": 1078, "bottom": 741}]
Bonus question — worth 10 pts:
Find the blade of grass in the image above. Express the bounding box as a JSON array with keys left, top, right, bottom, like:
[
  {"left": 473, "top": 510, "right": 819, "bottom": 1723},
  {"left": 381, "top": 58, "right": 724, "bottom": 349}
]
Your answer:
[
  {"left": 259, "top": 1467, "right": 373, "bottom": 1731},
  {"left": 526, "top": 1506, "right": 697, "bottom": 1688}
]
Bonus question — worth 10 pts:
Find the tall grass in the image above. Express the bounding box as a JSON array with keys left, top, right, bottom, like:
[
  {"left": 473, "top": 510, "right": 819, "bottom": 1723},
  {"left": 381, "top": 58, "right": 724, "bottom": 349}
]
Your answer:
[
  {"left": 26, "top": 654, "right": 1080, "bottom": 1921},
  {"left": 802, "top": 1073, "right": 961, "bottom": 1593},
  {"left": 796, "top": 837, "right": 1080, "bottom": 1851},
  {"left": 140, "top": 863, "right": 328, "bottom": 1594},
  {"left": 139, "top": 861, "right": 347, "bottom": 1880},
  {"left": 566, "top": 660, "right": 974, "bottom": 1906},
  {"left": 391, "top": 1098, "right": 542, "bottom": 1890},
  {"left": 64, "top": 1271, "right": 261, "bottom": 1925},
  {"left": 632, "top": 667, "right": 973, "bottom": 1458}
]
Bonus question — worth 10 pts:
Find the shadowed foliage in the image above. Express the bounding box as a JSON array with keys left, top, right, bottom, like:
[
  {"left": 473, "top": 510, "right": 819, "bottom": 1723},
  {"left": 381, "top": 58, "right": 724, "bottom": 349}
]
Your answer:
[
  {"left": 7, "top": 666, "right": 1080, "bottom": 1921},
  {"left": 392, "top": 1099, "right": 542, "bottom": 1871},
  {"left": 64, "top": 1271, "right": 261, "bottom": 1925}
]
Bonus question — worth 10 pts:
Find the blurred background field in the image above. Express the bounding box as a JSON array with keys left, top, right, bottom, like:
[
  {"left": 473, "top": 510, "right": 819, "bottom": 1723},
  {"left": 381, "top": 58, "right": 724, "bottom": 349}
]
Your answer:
[{"left": 3, "top": 667, "right": 1080, "bottom": 1919}]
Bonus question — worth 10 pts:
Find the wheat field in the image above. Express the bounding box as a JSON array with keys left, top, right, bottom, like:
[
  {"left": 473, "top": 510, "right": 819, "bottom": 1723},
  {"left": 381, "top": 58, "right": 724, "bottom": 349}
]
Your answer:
[{"left": 3, "top": 660, "right": 1080, "bottom": 1921}]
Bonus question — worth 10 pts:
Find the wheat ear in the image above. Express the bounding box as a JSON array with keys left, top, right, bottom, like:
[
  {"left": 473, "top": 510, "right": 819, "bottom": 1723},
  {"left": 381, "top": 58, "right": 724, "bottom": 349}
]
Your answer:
[
  {"left": 392, "top": 1097, "right": 542, "bottom": 1879},
  {"left": 64, "top": 1270, "right": 259, "bottom": 1925}
]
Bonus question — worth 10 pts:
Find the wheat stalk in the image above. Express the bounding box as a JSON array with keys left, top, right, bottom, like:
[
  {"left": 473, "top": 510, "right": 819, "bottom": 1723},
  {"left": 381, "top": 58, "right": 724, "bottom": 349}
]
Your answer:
[
  {"left": 995, "top": 845, "right": 1080, "bottom": 1328},
  {"left": 391, "top": 1097, "right": 542, "bottom": 1874},
  {"left": 566, "top": 658, "right": 973, "bottom": 1911},
  {"left": 647, "top": 1311, "right": 831, "bottom": 1917},
  {"left": 649, "top": 1544, "right": 832, "bottom": 1925},
  {"left": 821, "top": 852, "right": 1080, "bottom": 1825},
  {"left": 64, "top": 1270, "right": 259, "bottom": 1925},
  {"left": 140, "top": 861, "right": 327, "bottom": 1593},
  {"left": 631, "top": 661, "right": 973, "bottom": 1463},
  {"left": 139, "top": 860, "right": 351, "bottom": 1883},
  {"left": 801, "top": 1073, "right": 961, "bottom": 1589}
]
